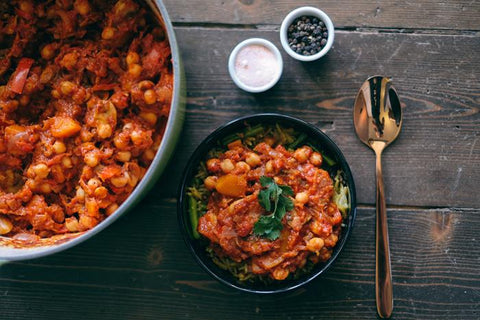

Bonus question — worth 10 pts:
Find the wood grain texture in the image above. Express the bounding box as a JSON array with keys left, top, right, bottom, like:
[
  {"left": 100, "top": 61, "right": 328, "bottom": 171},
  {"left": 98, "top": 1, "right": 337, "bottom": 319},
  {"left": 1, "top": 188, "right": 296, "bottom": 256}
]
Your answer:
[
  {"left": 2, "top": 1, "right": 480, "bottom": 319},
  {"left": 164, "top": 0, "right": 480, "bottom": 31},
  {"left": 0, "top": 198, "right": 478, "bottom": 320},
  {"left": 157, "top": 27, "right": 480, "bottom": 208}
]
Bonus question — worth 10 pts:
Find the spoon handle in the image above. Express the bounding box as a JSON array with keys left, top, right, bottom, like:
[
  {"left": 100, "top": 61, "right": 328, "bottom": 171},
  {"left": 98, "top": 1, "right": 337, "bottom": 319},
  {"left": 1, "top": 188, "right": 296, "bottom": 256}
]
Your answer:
[{"left": 375, "top": 150, "right": 393, "bottom": 318}]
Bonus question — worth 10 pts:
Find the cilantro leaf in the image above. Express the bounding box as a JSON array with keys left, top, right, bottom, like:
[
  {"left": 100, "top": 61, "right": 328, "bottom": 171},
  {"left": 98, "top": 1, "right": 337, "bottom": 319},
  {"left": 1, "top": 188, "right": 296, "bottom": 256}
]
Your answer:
[
  {"left": 258, "top": 176, "right": 276, "bottom": 212},
  {"left": 259, "top": 176, "right": 274, "bottom": 187},
  {"left": 279, "top": 185, "right": 294, "bottom": 196},
  {"left": 253, "top": 216, "right": 283, "bottom": 240},
  {"left": 258, "top": 188, "right": 271, "bottom": 212},
  {"left": 254, "top": 176, "right": 294, "bottom": 240}
]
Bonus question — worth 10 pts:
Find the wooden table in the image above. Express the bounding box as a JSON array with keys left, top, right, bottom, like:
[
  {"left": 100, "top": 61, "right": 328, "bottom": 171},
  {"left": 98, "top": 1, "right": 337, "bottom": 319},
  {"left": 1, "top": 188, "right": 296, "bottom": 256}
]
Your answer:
[{"left": 1, "top": 1, "right": 479, "bottom": 319}]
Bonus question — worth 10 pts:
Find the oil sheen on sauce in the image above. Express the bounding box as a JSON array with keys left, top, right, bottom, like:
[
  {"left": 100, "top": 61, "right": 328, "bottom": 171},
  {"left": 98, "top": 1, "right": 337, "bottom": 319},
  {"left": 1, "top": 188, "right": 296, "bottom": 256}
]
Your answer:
[{"left": 234, "top": 44, "right": 279, "bottom": 88}]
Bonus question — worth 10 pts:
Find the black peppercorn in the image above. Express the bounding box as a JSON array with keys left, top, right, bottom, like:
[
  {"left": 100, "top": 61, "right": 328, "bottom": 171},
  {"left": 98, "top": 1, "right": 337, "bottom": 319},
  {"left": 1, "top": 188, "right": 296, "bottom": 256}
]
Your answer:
[{"left": 287, "top": 15, "right": 329, "bottom": 56}]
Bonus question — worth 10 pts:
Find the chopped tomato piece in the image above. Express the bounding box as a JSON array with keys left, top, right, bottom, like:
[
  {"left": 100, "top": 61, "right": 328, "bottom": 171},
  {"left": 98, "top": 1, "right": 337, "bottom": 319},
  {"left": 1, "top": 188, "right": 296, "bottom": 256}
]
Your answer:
[{"left": 9, "top": 58, "right": 34, "bottom": 94}]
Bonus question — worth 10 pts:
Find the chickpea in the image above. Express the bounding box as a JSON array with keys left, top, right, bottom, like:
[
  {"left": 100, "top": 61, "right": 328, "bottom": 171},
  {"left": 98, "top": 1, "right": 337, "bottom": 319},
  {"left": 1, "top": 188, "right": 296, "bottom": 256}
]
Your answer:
[
  {"left": 39, "top": 183, "right": 52, "bottom": 193},
  {"left": 97, "top": 123, "right": 112, "bottom": 139},
  {"left": 272, "top": 268, "right": 289, "bottom": 281},
  {"left": 62, "top": 156, "right": 73, "bottom": 168},
  {"left": 265, "top": 160, "right": 274, "bottom": 173},
  {"left": 80, "top": 129, "right": 93, "bottom": 142},
  {"left": 235, "top": 161, "right": 250, "bottom": 173},
  {"left": 324, "top": 234, "right": 339, "bottom": 248},
  {"left": 111, "top": 175, "right": 128, "bottom": 188},
  {"left": 84, "top": 152, "right": 99, "bottom": 167},
  {"left": 26, "top": 167, "right": 35, "bottom": 179},
  {"left": 143, "top": 149, "right": 155, "bottom": 161},
  {"left": 0, "top": 216, "right": 13, "bottom": 235},
  {"left": 139, "top": 112, "right": 157, "bottom": 126},
  {"left": 101, "top": 27, "right": 116, "bottom": 40},
  {"left": 65, "top": 217, "right": 79, "bottom": 232},
  {"left": 138, "top": 80, "right": 154, "bottom": 90},
  {"left": 293, "top": 147, "right": 310, "bottom": 163},
  {"left": 206, "top": 158, "right": 220, "bottom": 172},
  {"left": 76, "top": 187, "right": 86, "bottom": 200},
  {"left": 220, "top": 159, "right": 235, "bottom": 173},
  {"left": 73, "top": 88, "right": 89, "bottom": 104},
  {"left": 32, "top": 163, "right": 49, "bottom": 179},
  {"left": 306, "top": 237, "right": 325, "bottom": 253},
  {"left": 61, "top": 52, "right": 79, "bottom": 70},
  {"left": 204, "top": 176, "right": 217, "bottom": 190},
  {"left": 51, "top": 89, "right": 61, "bottom": 99},
  {"left": 106, "top": 203, "right": 119, "bottom": 216},
  {"left": 19, "top": 1, "right": 34, "bottom": 14},
  {"left": 53, "top": 141, "right": 66, "bottom": 154},
  {"left": 126, "top": 51, "right": 140, "bottom": 65},
  {"left": 310, "top": 152, "right": 322, "bottom": 166},
  {"left": 110, "top": 91, "right": 129, "bottom": 109},
  {"left": 87, "top": 178, "right": 101, "bottom": 189},
  {"left": 130, "top": 130, "right": 143, "bottom": 145},
  {"left": 143, "top": 89, "right": 157, "bottom": 104},
  {"left": 41, "top": 44, "right": 56, "bottom": 60},
  {"left": 310, "top": 219, "right": 331, "bottom": 237},
  {"left": 40, "top": 66, "right": 55, "bottom": 84},
  {"left": 128, "top": 172, "right": 139, "bottom": 187},
  {"left": 156, "top": 87, "right": 171, "bottom": 103},
  {"left": 80, "top": 214, "right": 97, "bottom": 229},
  {"left": 94, "top": 186, "right": 108, "bottom": 198},
  {"left": 74, "top": 0, "right": 90, "bottom": 15},
  {"left": 295, "top": 191, "right": 309, "bottom": 205},
  {"left": 128, "top": 64, "right": 143, "bottom": 77},
  {"left": 114, "top": 135, "right": 128, "bottom": 149},
  {"left": 60, "top": 81, "right": 75, "bottom": 95},
  {"left": 116, "top": 151, "right": 131, "bottom": 162},
  {"left": 85, "top": 200, "right": 98, "bottom": 217},
  {"left": 245, "top": 152, "right": 261, "bottom": 167}
]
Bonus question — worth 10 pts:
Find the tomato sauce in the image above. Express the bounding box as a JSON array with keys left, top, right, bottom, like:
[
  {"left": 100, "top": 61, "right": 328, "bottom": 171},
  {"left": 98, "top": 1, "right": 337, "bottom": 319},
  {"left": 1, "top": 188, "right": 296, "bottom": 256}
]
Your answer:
[
  {"left": 0, "top": 0, "right": 172, "bottom": 238},
  {"left": 198, "top": 140, "right": 343, "bottom": 280}
]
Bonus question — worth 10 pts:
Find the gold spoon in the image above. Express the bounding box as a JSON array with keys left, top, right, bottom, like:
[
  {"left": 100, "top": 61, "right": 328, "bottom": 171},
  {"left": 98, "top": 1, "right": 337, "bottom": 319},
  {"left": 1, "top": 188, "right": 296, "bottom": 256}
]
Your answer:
[{"left": 353, "top": 76, "right": 403, "bottom": 319}]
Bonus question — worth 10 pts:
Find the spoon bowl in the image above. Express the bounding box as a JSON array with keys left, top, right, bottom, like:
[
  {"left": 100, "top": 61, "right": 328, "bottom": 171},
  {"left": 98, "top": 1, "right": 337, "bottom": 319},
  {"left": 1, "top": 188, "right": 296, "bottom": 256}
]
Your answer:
[
  {"left": 353, "top": 76, "right": 403, "bottom": 318},
  {"left": 354, "top": 76, "right": 402, "bottom": 149}
]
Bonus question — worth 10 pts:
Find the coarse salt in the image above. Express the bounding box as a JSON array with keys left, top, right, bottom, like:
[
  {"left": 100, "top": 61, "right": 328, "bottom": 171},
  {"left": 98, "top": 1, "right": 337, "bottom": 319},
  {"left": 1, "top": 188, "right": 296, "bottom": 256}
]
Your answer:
[{"left": 234, "top": 45, "right": 279, "bottom": 88}]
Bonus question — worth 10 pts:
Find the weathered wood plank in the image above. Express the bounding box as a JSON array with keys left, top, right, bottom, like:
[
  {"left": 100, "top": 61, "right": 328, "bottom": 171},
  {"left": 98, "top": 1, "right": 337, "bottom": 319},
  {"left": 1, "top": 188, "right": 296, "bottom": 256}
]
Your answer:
[
  {"left": 164, "top": 0, "right": 480, "bottom": 31},
  {"left": 154, "top": 27, "right": 480, "bottom": 208},
  {"left": 0, "top": 198, "right": 478, "bottom": 319}
]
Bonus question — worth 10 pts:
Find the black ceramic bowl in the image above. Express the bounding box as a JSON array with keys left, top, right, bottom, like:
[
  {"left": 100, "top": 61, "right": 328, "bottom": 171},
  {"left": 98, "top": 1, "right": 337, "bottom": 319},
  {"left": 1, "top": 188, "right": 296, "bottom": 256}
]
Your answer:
[{"left": 178, "top": 113, "right": 356, "bottom": 293}]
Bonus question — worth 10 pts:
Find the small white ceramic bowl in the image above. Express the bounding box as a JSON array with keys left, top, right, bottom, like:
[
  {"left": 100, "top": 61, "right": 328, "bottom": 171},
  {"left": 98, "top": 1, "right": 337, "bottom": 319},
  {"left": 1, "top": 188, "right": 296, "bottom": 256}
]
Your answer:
[
  {"left": 228, "top": 38, "right": 283, "bottom": 93},
  {"left": 280, "top": 6, "right": 334, "bottom": 62}
]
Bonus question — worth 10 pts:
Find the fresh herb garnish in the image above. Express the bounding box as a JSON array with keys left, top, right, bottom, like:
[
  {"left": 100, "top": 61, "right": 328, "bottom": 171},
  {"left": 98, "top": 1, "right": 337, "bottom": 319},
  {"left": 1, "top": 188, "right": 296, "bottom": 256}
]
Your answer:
[{"left": 253, "top": 176, "right": 294, "bottom": 240}]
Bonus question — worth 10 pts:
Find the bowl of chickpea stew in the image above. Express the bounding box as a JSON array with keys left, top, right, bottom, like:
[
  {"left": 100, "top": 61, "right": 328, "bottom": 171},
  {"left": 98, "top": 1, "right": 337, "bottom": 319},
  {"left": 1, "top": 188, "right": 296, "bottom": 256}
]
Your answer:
[
  {"left": 0, "top": 0, "right": 185, "bottom": 260},
  {"left": 178, "top": 114, "right": 356, "bottom": 293}
]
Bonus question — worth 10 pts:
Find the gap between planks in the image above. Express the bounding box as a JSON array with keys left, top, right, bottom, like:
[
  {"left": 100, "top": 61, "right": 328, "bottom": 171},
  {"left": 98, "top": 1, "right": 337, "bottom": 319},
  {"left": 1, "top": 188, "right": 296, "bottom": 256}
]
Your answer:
[{"left": 172, "top": 22, "right": 480, "bottom": 37}]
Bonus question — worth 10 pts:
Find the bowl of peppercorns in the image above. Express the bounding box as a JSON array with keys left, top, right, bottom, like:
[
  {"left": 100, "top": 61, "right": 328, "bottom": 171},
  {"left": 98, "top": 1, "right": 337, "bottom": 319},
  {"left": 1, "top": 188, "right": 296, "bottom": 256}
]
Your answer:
[{"left": 280, "top": 7, "right": 334, "bottom": 62}]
